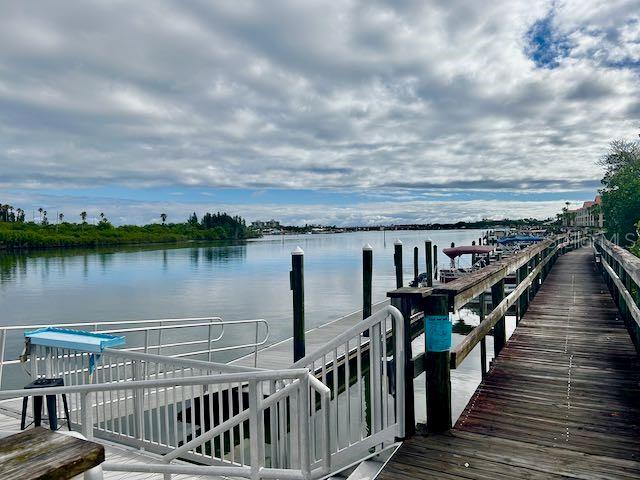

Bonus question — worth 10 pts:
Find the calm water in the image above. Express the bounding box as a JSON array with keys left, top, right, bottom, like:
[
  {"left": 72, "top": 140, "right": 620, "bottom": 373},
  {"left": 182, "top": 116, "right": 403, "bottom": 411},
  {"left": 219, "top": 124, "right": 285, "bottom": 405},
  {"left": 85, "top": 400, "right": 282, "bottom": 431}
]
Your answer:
[
  {"left": 0, "top": 229, "right": 483, "bottom": 332},
  {"left": 0, "top": 229, "right": 513, "bottom": 419}
]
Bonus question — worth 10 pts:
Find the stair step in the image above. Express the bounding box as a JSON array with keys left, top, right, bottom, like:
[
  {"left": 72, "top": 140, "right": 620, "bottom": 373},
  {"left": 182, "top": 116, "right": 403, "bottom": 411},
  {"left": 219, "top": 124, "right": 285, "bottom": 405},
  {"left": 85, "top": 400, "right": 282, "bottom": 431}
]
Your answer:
[{"left": 330, "top": 444, "right": 400, "bottom": 480}]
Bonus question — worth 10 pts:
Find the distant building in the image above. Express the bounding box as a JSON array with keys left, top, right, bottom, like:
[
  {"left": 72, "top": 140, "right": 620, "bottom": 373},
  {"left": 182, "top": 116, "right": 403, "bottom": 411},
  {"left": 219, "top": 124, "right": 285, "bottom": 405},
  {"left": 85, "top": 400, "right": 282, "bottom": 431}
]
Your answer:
[
  {"left": 564, "top": 195, "right": 603, "bottom": 227},
  {"left": 251, "top": 219, "right": 281, "bottom": 230}
]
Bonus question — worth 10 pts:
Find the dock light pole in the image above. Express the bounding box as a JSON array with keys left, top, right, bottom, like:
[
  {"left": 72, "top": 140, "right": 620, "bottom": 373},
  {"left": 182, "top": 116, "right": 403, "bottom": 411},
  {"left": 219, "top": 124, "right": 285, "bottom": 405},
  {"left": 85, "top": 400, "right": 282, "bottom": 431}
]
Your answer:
[
  {"left": 394, "top": 239, "right": 403, "bottom": 288},
  {"left": 291, "top": 246, "right": 305, "bottom": 362},
  {"left": 425, "top": 239, "right": 433, "bottom": 287},
  {"left": 363, "top": 244, "right": 373, "bottom": 320}
]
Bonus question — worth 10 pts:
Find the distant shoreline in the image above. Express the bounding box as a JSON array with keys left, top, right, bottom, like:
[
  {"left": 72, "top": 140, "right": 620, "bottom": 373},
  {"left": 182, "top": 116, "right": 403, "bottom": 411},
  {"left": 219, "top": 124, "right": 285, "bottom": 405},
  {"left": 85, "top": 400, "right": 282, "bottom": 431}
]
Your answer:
[{"left": 0, "top": 213, "right": 259, "bottom": 251}]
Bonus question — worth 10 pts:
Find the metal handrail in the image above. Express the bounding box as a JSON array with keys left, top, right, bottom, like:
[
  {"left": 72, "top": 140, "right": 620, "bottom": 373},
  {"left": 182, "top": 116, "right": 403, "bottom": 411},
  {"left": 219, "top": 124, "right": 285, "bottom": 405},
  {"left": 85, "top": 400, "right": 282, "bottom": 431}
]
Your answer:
[
  {"left": 292, "top": 305, "right": 405, "bottom": 474},
  {"left": 0, "top": 368, "right": 331, "bottom": 480},
  {"left": 0, "top": 316, "right": 270, "bottom": 385}
]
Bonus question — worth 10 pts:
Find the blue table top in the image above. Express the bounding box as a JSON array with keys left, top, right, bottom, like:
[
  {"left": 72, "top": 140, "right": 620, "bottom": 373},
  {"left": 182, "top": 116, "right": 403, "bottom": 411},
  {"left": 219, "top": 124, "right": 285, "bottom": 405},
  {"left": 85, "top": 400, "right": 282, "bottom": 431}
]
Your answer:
[{"left": 25, "top": 327, "right": 125, "bottom": 353}]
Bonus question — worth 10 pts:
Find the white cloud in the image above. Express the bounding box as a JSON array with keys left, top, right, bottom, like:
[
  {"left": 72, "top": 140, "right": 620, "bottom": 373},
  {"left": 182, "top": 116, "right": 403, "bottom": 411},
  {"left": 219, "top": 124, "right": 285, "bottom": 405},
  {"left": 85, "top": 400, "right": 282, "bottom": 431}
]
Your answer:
[{"left": 0, "top": 0, "right": 637, "bottom": 223}]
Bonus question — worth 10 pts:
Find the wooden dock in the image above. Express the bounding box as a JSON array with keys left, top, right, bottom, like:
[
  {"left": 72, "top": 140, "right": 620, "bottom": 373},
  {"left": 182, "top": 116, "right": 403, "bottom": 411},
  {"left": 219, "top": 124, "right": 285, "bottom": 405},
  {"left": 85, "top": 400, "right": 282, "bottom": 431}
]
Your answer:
[{"left": 379, "top": 247, "right": 640, "bottom": 479}]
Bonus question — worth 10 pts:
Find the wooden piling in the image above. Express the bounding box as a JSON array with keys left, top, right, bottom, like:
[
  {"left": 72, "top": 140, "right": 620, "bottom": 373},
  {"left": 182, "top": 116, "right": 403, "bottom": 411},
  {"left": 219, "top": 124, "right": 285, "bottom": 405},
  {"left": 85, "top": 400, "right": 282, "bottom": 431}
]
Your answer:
[
  {"left": 491, "top": 279, "right": 506, "bottom": 357},
  {"left": 363, "top": 244, "right": 373, "bottom": 320},
  {"left": 413, "top": 246, "right": 419, "bottom": 280},
  {"left": 423, "top": 294, "right": 452, "bottom": 433},
  {"left": 433, "top": 244, "right": 438, "bottom": 281},
  {"left": 394, "top": 239, "right": 403, "bottom": 288},
  {"left": 425, "top": 240, "right": 433, "bottom": 287},
  {"left": 291, "top": 246, "right": 305, "bottom": 362}
]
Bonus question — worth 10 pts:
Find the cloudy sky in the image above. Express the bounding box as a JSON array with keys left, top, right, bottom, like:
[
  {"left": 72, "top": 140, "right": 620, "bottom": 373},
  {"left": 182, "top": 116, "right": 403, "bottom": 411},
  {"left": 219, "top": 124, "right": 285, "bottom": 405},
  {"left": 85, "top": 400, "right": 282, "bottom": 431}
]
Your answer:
[{"left": 1, "top": 1, "right": 639, "bottom": 226}]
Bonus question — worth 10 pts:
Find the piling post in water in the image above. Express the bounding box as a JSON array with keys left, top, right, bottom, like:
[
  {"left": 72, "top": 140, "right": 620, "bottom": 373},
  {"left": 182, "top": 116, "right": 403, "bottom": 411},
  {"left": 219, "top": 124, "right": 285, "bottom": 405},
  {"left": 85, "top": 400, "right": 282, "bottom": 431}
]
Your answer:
[
  {"left": 363, "top": 244, "right": 373, "bottom": 320},
  {"left": 394, "top": 239, "right": 403, "bottom": 288},
  {"left": 413, "top": 246, "right": 419, "bottom": 280},
  {"left": 471, "top": 240, "right": 477, "bottom": 265},
  {"left": 433, "top": 244, "right": 438, "bottom": 281},
  {"left": 291, "top": 246, "right": 305, "bottom": 362},
  {"left": 423, "top": 294, "right": 452, "bottom": 433},
  {"left": 425, "top": 239, "right": 433, "bottom": 287}
]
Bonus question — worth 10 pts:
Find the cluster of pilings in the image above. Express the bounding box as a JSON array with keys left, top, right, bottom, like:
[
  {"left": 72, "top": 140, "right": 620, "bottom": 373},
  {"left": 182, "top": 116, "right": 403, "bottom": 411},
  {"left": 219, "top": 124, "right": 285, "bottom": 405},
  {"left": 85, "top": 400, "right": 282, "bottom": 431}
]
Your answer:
[{"left": 288, "top": 239, "right": 441, "bottom": 362}]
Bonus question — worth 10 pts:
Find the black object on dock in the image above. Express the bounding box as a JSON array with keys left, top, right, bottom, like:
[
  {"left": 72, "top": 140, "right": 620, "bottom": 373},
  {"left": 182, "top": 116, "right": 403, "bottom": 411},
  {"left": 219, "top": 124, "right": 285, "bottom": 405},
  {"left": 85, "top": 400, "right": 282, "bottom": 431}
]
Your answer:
[{"left": 20, "top": 378, "right": 72, "bottom": 432}]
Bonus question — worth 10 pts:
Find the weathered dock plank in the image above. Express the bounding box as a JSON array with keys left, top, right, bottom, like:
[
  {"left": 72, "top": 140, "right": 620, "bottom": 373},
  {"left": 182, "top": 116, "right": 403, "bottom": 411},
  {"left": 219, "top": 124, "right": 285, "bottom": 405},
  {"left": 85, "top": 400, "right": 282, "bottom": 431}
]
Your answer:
[{"left": 379, "top": 247, "right": 640, "bottom": 479}]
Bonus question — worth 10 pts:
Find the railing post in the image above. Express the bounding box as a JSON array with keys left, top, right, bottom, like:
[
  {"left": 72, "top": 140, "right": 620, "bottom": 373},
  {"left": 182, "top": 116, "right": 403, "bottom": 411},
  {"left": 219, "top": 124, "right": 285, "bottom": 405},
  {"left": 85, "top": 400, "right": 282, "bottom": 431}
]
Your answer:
[
  {"left": 132, "top": 361, "right": 145, "bottom": 443},
  {"left": 425, "top": 240, "right": 433, "bottom": 287},
  {"left": 80, "top": 391, "right": 104, "bottom": 480},
  {"left": 248, "top": 380, "right": 265, "bottom": 480},
  {"left": 363, "top": 244, "right": 373, "bottom": 320},
  {"left": 423, "top": 294, "right": 452, "bottom": 433},
  {"left": 492, "top": 279, "right": 506, "bottom": 357},
  {"left": 291, "top": 246, "right": 305, "bottom": 362},
  {"left": 0, "top": 328, "right": 6, "bottom": 388},
  {"left": 413, "top": 246, "right": 419, "bottom": 280},
  {"left": 298, "top": 375, "right": 310, "bottom": 479},
  {"left": 479, "top": 292, "right": 487, "bottom": 378},
  {"left": 519, "top": 263, "right": 529, "bottom": 317},
  {"left": 389, "top": 294, "right": 415, "bottom": 438},
  {"left": 534, "top": 253, "right": 540, "bottom": 291},
  {"left": 394, "top": 239, "right": 403, "bottom": 288},
  {"left": 80, "top": 391, "right": 94, "bottom": 439}
]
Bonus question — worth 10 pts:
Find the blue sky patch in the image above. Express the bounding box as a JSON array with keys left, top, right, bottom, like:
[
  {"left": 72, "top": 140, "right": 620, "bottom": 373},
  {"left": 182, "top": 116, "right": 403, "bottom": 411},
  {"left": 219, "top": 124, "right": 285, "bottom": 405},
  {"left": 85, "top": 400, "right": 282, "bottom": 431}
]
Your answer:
[{"left": 525, "top": 8, "right": 572, "bottom": 69}]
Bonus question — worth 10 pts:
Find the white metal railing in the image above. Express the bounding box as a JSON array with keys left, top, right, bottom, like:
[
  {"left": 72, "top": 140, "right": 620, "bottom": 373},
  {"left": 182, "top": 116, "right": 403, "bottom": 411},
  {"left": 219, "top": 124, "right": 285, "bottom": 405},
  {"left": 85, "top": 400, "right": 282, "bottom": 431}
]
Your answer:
[
  {"left": 0, "top": 368, "right": 330, "bottom": 480},
  {"left": 0, "top": 307, "right": 404, "bottom": 479},
  {"left": 291, "top": 305, "right": 405, "bottom": 475},
  {"left": 0, "top": 315, "right": 270, "bottom": 387}
]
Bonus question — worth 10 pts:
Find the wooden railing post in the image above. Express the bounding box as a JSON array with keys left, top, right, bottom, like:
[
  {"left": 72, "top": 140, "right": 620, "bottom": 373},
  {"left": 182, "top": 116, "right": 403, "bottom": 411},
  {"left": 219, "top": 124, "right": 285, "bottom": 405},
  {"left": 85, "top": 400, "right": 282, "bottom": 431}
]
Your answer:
[
  {"left": 390, "top": 294, "right": 416, "bottom": 438},
  {"left": 291, "top": 246, "right": 305, "bottom": 362},
  {"left": 425, "top": 240, "right": 433, "bottom": 287},
  {"left": 362, "top": 244, "right": 373, "bottom": 320},
  {"left": 492, "top": 279, "right": 506, "bottom": 357},
  {"left": 518, "top": 263, "right": 529, "bottom": 317},
  {"left": 479, "top": 292, "right": 487, "bottom": 378},
  {"left": 413, "top": 246, "right": 419, "bottom": 280},
  {"left": 423, "top": 294, "right": 452, "bottom": 433},
  {"left": 394, "top": 239, "right": 403, "bottom": 288}
]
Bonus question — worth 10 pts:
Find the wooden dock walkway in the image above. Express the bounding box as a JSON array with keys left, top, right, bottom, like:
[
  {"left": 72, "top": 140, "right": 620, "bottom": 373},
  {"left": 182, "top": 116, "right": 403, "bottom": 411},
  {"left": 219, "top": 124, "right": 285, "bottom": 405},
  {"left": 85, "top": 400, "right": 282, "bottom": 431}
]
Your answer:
[{"left": 379, "top": 247, "right": 640, "bottom": 479}]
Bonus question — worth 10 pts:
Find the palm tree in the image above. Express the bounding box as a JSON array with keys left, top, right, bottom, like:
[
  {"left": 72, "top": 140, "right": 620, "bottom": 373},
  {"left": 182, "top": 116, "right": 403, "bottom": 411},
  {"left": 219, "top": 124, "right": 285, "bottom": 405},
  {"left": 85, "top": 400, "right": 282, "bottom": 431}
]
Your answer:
[
  {"left": 160, "top": 213, "right": 167, "bottom": 225},
  {"left": 42, "top": 210, "right": 48, "bottom": 225},
  {"left": 16, "top": 208, "right": 24, "bottom": 222},
  {"left": 58, "top": 213, "right": 64, "bottom": 223},
  {"left": 80, "top": 211, "right": 87, "bottom": 223},
  {"left": 38, "top": 207, "right": 43, "bottom": 223}
]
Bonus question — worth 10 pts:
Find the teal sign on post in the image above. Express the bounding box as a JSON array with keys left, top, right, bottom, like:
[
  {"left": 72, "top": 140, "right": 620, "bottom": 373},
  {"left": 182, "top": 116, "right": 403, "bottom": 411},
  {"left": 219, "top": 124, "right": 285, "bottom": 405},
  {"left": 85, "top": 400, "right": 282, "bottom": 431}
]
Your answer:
[{"left": 425, "top": 315, "right": 452, "bottom": 352}]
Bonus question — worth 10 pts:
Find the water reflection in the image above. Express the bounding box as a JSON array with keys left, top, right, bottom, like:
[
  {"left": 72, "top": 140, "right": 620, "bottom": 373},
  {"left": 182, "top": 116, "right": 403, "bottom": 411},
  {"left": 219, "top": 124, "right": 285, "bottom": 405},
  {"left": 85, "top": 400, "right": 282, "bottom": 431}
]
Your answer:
[{"left": 0, "top": 230, "right": 483, "bottom": 337}]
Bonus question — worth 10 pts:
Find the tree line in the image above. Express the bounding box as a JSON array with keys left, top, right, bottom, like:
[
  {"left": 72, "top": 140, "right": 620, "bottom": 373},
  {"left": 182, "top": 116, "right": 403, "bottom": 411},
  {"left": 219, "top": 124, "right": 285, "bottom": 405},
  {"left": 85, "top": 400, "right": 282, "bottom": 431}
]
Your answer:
[{"left": 0, "top": 208, "right": 258, "bottom": 249}]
